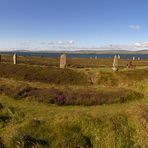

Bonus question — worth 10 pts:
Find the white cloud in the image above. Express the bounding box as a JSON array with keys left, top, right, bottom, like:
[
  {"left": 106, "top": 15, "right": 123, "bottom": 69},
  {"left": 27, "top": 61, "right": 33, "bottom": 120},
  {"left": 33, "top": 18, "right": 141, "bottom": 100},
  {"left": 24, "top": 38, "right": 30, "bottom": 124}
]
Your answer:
[
  {"left": 134, "top": 41, "right": 148, "bottom": 47},
  {"left": 134, "top": 42, "right": 141, "bottom": 46},
  {"left": 68, "top": 40, "right": 74, "bottom": 44},
  {"left": 129, "top": 25, "right": 141, "bottom": 30}
]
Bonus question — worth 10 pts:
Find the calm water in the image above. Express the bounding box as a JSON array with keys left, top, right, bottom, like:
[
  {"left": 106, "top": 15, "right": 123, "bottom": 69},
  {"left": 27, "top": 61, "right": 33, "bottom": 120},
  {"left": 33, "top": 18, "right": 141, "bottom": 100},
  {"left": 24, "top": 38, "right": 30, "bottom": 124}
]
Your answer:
[{"left": 1, "top": 52, "right": 148, "bottom": 59}]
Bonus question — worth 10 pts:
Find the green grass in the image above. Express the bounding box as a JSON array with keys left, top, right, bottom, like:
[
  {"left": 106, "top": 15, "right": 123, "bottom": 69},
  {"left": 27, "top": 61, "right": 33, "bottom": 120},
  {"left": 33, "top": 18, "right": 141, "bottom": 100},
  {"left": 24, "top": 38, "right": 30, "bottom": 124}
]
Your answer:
[
  {"left": 0, "top": 95, "right": 148, "bottom": 147},
  {"left": 0, "top": 64, "right": 87, "bottom": 85},
  {"left": 0, "top": 56, "right": 148, "bottom": 147},
  {"left": 0, "top": 63, "right": 148, "bottom": 86},
  {"left": 0, "top": 77, "right": 147, "bottom": 147}
]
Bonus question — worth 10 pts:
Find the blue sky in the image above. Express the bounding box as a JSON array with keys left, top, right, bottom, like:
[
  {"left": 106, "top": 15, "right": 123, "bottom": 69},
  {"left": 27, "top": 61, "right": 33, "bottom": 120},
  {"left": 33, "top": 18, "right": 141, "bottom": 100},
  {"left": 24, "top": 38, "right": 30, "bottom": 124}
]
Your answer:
[{"left": 0, "top": 0, "right": 148, "bottom": 49}]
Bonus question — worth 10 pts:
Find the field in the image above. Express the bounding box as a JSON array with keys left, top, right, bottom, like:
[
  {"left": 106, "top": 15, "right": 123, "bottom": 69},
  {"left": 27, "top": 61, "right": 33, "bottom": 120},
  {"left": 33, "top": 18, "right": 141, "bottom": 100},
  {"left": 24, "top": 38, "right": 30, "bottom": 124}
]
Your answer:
[{"left": 0, "top": 55, "right": 148, "bottom": 148}]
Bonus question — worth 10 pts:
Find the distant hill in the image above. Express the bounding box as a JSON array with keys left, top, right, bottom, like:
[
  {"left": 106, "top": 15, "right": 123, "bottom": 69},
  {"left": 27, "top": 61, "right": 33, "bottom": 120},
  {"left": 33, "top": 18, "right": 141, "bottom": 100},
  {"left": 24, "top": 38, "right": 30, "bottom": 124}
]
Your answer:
[
  {"left": 136, "top": 50, "right": 148, "bottom": 54},
  {"left": 34, "top": 49, "right": 148, "bottom": 54},
  {"left": 1, "top": 49, "right": 148, "bottom": 54}
]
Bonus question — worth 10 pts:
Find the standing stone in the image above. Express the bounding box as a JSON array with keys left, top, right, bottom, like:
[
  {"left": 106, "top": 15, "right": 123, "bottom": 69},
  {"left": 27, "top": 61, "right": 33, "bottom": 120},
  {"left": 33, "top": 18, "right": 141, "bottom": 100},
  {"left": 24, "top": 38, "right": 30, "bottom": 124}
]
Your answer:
[
  {"left": 13, "top": 53, "right": 17, "bottom": 64},
  {"left": 133, "top": 57, "right": 135, "bottom": 60},
  {"left": 95, "top": 56, "right": 97, "bottom": 59},
  {"left": 60, "top": 54, "right": 66, "bottom": 68},
  {"left": 118, "top": 55, "right": 120, "bottom": 59},
  {"left": 0, "top": 55, "right": 1, "bottom": 63},
  {"left": 138, "top": 57, "right": 140, "bottom": 60},
  {"left": 112, "top": 55, "right": 118, "bottom": 71}
]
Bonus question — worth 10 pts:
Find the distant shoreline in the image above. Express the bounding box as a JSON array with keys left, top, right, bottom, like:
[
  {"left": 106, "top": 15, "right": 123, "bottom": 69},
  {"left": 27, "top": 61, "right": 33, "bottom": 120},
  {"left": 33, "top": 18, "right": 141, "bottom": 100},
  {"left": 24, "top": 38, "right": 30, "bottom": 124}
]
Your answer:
[
  {"left": 0, "top": 49, "right": 148, "bottom": 54},
  {"left": 0, "top": 51, "right": 148, "bottom": 59}
]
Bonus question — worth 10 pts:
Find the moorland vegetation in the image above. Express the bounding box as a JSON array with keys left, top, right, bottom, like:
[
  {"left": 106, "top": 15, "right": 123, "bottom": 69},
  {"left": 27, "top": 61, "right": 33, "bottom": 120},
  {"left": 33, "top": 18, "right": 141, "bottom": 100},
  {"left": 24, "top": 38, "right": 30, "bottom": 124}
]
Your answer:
[{"left": 0, "top": 55, "right": 148, "bottom": 147}]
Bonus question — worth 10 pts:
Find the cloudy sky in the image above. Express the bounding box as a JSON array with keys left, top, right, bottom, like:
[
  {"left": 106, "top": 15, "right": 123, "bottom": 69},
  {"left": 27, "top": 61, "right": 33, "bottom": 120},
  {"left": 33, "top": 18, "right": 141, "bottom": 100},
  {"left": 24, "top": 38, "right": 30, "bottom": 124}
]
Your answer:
[{"left": 0, "top": 0, "right": 148, "bottom": 50}]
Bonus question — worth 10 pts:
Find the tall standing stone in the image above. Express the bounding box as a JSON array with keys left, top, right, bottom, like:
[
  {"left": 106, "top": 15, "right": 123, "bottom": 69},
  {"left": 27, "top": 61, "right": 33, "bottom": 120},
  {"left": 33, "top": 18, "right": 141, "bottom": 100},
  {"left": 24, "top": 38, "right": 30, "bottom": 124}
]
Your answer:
[
  {"left": 0, "top": 55, "right": 1, "bottom": 63},
  {"left": 133, "top": 57, "right": 135, "bottom": 60},
  {"left": 118, "top": 55, "right": 120, "bottom": 59},
  {"left": 112, "top": 55, "right": 118, "bottom": 71},
  {"left": 13, "top": 53, "right": 17, "bottom": 65},
  {"left": 60, "top": 54, "right": 66, "bottom": 68}
]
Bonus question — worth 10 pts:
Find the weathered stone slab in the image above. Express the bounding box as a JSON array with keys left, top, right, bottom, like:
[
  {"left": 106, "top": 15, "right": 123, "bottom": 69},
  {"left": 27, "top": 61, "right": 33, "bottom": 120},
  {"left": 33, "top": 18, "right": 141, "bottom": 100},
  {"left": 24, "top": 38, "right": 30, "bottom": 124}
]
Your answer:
[
  {"left": 60, "top": 54, "right": 66, "bottom": 68},
  {"left": 112, "top": 55, "right": 118, "bottom": 71},
  {"left": 13, "top": 53, "right": 17, "bottom": 64}
]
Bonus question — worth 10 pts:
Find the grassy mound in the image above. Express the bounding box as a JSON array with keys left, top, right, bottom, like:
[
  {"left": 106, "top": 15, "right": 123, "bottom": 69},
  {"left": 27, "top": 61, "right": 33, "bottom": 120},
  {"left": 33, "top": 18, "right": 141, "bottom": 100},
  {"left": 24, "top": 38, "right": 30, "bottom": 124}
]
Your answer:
[
  {"left": 0, "top": 84, "right": 144, "bottom": 105},
  {"left": 0, "top": 94, "right": 148, "bottom": 147},
  {"left": 0, "top": 64, "right": 148, "bottom": 87},
  {"left": 0, "top": 64, "right": 87, "bottom": 85},
  {"left": 85, "top": 69, "right": 148, "bottom": 85}
]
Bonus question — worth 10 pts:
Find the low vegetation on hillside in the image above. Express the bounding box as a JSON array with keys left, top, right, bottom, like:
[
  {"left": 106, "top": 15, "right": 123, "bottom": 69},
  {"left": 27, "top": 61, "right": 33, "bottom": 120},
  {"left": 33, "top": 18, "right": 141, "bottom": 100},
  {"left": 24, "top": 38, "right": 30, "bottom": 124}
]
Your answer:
[
  {"left": 0, "top": 83, "right": 144, "bottom": 105},
  {"left": 0, "top": 64, "right": 87, "bottom": 85},
  {"left": 0, "top": 63, "right": 148, "bottom": 86},
  {"left": 0, "top": 56, "right": 148, "bottom": 147}
]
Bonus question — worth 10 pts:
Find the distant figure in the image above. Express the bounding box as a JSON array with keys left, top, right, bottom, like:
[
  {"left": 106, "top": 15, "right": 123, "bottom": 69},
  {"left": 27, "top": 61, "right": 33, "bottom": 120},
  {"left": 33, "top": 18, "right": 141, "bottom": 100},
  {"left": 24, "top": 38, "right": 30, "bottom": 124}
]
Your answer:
[
  {"left": 112, "top": 55, "right": 118, "bottom": 71},
  {"left": 126, "top": 61, "right": 135, "bottom": 69},
  {"left": 60, "top": 54, "right": 66, "bottom": 68},
  {"left": 13, "top": 53, "right": 17, "bottom": 65}
]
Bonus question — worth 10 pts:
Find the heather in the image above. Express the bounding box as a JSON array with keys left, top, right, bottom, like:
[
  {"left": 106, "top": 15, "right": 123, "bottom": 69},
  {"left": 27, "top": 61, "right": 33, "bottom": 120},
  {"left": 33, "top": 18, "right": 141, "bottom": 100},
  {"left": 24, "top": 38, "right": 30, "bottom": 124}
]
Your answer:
[{"left": 0, "top": 56, "right": 148, "bottom": 147}]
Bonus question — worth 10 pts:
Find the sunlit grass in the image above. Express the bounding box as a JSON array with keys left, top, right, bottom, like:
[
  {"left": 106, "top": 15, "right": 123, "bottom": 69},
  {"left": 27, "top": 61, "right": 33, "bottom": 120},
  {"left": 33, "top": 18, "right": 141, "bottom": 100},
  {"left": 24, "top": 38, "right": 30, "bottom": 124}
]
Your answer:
[{"left": 0, "top": 56, "right": 148, "bottom": 147}]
